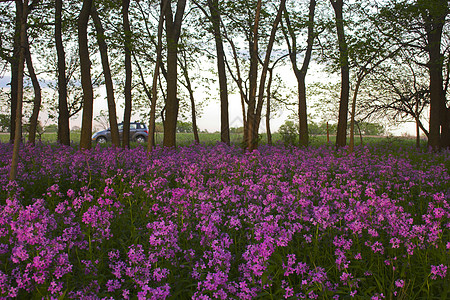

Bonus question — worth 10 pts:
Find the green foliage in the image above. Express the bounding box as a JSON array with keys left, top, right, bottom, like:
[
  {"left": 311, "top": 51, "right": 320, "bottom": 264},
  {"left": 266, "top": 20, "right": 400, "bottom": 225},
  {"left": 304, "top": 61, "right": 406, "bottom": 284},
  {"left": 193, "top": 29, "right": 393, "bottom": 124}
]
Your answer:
[
  {"left": 176, "top": 121, "right": 194, "bottom": 133},
  {"left": 44, "top": 124, "right": 58, "bottom": 133},
  {"left": 357, "top": 122, "right": 385, "bottom": 136},
  {"left": 0, "top": 114, "right": 10, "bottom": 133},
  {"left": 308, "top": 121, "right": 337, "bottom": 135},
  {"left": 230, "top": 127, "right": 244, "bottom": 134},
  {"left": 278, "top": 120, "right": 298, "bottom": 145}
]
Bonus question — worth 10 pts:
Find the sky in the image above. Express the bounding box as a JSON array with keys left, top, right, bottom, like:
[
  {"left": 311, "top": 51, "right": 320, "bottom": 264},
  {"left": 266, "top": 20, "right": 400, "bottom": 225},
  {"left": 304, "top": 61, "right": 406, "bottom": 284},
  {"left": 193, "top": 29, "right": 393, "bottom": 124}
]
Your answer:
[{"left": 1, "top": 67, "right": 418, "bottom": 137}]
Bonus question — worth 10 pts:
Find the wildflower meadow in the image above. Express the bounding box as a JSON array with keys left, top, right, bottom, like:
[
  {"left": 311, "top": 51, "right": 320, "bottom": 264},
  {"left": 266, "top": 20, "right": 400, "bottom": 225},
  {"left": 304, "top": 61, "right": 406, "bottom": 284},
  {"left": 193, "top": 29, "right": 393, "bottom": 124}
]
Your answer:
[{"left": 0, "top": 142, "right": 449, "bottom": 299}]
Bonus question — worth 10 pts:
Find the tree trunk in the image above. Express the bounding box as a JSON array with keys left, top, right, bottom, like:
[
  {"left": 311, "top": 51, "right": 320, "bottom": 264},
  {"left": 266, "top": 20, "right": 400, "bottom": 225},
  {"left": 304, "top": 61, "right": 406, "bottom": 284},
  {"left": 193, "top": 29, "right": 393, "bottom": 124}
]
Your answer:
[
  {"left": 148, "top": 0, "right": 168, "bottom": 152},
  {"left": 251, "top": 0, "right": 286, "bottom": 151},
  {"left": 416, "top": 118, "right": 421, "bottom": 148},
  {"left": 122, "top": 0, "right": 132, "bottom": 148},
  {"left": 420, "top": 0, "right": 447, "bottom": 149},
  {"left": 266, "top": 68, "right": 273, "bottom": 146},
  {"left": 78, "top": 0, "right": 94, "bottom": 150},
  {"left": 427, "top": 37, "right": 444, "bottom": 149},
  {"left": 245, "top": 0, "right": 262, "bottom": 150},
  {"left": 9, "top": 0, "right": 28, "bottom": 181},
  {"left": 283, "top": 0, "right": 315, "bottom": 147},
  {"left": 349, "top": 77, "right": 362, "bottom": 153},
  {"left": 25, "top": 36, "right": 41, "bottom": 145},
  {"left": 91, "top": 4, "right": 120, "bottom": 147},
  {"left": 298, "top": 75, "right": 308, "bottom": 146},
  {"left": 330, "top": 0, "right": 349, "bottom": 148},
  {"left": 207, "top": 0, "right": 230, "bottom": 145},
  {"left": 10, "top": 1, "right": 22, "bottom": 144},
  {"left": 55, "top": 0, "right": 70, "bottom": 145},
  {"left": 327, "top": 122, "right": 330, "bottom": 143},
  {"left": 163, "top": 0, "right": 187, "bottom": 147},
  {"left": 189, "top": 87, "right": 200, "bottom": 145},
  {"left": 356, "top": 121, "right": 363, "bottom": 146},
  {"left": 180, "top": 53, "right": 200, "bottom": 144}
]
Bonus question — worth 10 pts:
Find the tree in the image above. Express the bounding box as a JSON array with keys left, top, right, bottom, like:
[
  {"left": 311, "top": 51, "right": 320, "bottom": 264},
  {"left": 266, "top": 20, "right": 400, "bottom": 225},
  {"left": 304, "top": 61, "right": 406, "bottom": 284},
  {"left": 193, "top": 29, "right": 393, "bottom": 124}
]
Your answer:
[
  {"left": 78, "top": 0, "right": 94, "bottom": 150},
  {"left": 0, "top": 114, "right": 10, "bottom": 132},
  {"left": 282, "top": 0, "right": 316, "bottom": 146},
  {"left": 148, "top": 0, "right": 168, "bottom": 152},
  {"left": 208, "top": 0, "right": 230, "bottom": 145},
  {"left": 25, "top": 33, "right": 42, "bottom": 145},
  {"left": 361, "top": 60, "right": 430, "bottom": 147},
  {"left": 9, "top": 0, "right": 29, "bottom": 181},
  {"left": 91, "top": 3, "right": 120, "bottom": 147},
  {"left": 122, "top": 0, "right": 132, "bottom": 148},
  {"left": 9, "top": 0, "right": 21, "bottom": 144},
  {"left": 179, "top": 46, "right": 200, "bottom": 144},
  {"left": 192, "top": 0, "right": 230, "bottom": 145},
  {"left": 346, "top": 2, "right": 402, "bottom": 152},
  {"left": 418, "top": 0, "right": 449, "bottom": 149},
  {"left": 163, "top": 0, "right": 186, "bottom": 147},
  {"left": 55, "top": 0, "right": 70, "bottom": 145},
  {"left": 330, "top": 0, "right": 350, "bottom": 148},
  {"left": 245, "top": 0, "right": 286, "bottom": 150},
  {"left": 377, "top": 0, "right": 449, "bottom": 149}
]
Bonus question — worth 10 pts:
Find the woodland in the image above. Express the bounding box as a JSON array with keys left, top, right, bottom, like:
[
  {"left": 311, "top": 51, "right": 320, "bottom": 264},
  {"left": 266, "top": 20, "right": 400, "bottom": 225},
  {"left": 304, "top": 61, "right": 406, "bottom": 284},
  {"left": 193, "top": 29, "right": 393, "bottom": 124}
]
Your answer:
[{"left": 0, "top": 0, "right": 448, "bottom": 156}]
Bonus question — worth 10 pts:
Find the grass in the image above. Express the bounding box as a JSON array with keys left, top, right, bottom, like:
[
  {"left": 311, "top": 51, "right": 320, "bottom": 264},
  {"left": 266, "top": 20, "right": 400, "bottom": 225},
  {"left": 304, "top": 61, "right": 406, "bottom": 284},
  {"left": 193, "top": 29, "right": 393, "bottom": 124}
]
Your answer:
[{"left": 0, "top": 131, "right": 426, "bottom": 148}]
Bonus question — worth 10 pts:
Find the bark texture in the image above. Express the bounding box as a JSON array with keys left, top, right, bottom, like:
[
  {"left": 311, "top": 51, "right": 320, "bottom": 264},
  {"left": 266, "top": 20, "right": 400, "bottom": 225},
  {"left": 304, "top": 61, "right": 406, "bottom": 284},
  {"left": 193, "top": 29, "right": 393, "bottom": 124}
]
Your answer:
[
  {"left": 122, "top": 0, "right": 132, "bottom": 148},
  {"left": 91, "top": 4, "right": 120, "bottom": 147},
  {"left": 55, "top": 0, "right": 70, "bottom": 145},
  {"left": 208, "top": 0, "right": 230, "bottom": 145},
  {"left": 78, "top": 0, "right": 94, "bottom": 150},
  {"left": 9, "top": 0, "right": 28, "bottom": 181},
  {"left": 163, "top": 0, "right": 186, "bottom": 147},
  {"left": 283, "top": 0, "right": 316, "bottom": 147},
  {"left": 148, "top": 0, "right": 168, "bottom": 152},
  {"left": 26, "top": 36, "right": 42, "bottom": 145},
  {"left": 330, "top": 0, "right": 350, "bottom": 148}
]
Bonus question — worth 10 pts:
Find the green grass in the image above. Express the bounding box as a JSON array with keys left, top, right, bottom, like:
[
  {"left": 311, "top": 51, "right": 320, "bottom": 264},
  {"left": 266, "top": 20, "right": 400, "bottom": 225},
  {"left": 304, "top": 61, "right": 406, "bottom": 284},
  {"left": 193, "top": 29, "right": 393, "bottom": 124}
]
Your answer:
[{"left": 0, "top": 131, "right": 425, "bottom": 148}]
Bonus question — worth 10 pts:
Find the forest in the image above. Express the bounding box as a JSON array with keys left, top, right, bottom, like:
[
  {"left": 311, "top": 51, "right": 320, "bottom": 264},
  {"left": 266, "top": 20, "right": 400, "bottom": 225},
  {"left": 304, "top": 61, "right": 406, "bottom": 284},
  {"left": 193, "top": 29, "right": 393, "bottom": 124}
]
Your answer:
[{"left": 0, "top": 0, "right": 449, "bottom": 154}]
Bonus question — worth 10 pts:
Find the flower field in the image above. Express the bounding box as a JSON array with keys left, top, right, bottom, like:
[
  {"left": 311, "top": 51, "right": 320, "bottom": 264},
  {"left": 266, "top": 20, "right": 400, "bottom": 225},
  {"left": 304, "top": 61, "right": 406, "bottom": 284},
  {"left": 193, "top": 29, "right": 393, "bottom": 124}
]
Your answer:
[{"left": 0, "top": 143, "right": 449, "bottom": 299}]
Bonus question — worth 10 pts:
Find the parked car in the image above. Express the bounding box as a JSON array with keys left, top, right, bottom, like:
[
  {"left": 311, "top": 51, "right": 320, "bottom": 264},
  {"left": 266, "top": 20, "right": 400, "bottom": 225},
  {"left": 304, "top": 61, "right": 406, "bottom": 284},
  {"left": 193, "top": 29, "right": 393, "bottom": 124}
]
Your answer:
[{"left": 92, "top": 122, "right": 148, "bottom": 143}]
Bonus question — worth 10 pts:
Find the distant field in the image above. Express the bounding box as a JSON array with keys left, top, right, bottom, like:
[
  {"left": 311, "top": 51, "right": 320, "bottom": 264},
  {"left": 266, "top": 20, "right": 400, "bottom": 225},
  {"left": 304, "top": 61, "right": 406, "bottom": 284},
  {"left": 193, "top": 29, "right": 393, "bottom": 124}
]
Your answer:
[{"left": 0, "top": 132, "right": 425, "bottom": 148}]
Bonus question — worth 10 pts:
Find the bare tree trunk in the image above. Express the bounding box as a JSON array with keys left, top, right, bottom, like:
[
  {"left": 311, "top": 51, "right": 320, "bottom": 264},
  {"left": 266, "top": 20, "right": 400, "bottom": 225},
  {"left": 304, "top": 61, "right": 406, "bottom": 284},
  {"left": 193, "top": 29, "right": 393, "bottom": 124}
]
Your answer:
[
  {"left": 55, "top": 0, "right": 70, "bottom": 145},
  {"left": 163, "top": 0, "right": 186, "bottom": 147},
  {"left": 416, "top": 118, "right": 421, "bottom": 148},
  {"left": 207, "top": 0, "right": 229, "bottom": 145},
  {"left": 78, "top": 0, "right": 94, "bottom": 150},
  {"left": 250, "top": 0, "right": 286, "bottom": 151},
  {"left": 428, "top": 43, "right": 444, "bottom": 149},
  {"left": 330, "top": 0, "right": 349, "bottom": 148},
  {"left": 91, "top": 4, "right": 120, "bottom": 147},
  {"left": 122, "top": 0, "right": 132, "bottom": 148},
  {"left": 266, "top": 68, "right": 273, "bottom": 145},
  {"left": 10, "top": 1, "right": 22, "bottom": 144},
  {"left": 356, "top": 121, "right": 363, "bottom": 146},
  {"left": 148, "top": 0, "right": 168, "bottom": 152},
  {"left": 327, "top": 122, "right": 330, "bottom": 143},
  {"left": 188, "top": 87, "right": 200, "bottom": 145},
  {"left": 282, "top": 0, "right": 316, "bottom": 147},
  {"left": 420, "top": 0, "right": 447, "bottom": 149},
  {"left": 26, "top": 36, "right": 41, "bottom": 145},
  {"left": 179, "top": 53, "right": 200, "bottom": 144},
  {"left": 9, "top": 0, "right": 28, "bottom": 181},
  {"left": 245, "top": 0, "right": 262, "bottom": 150},
  {"left": 349, "top": 78, "right": 362, "bottom": 153}
]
